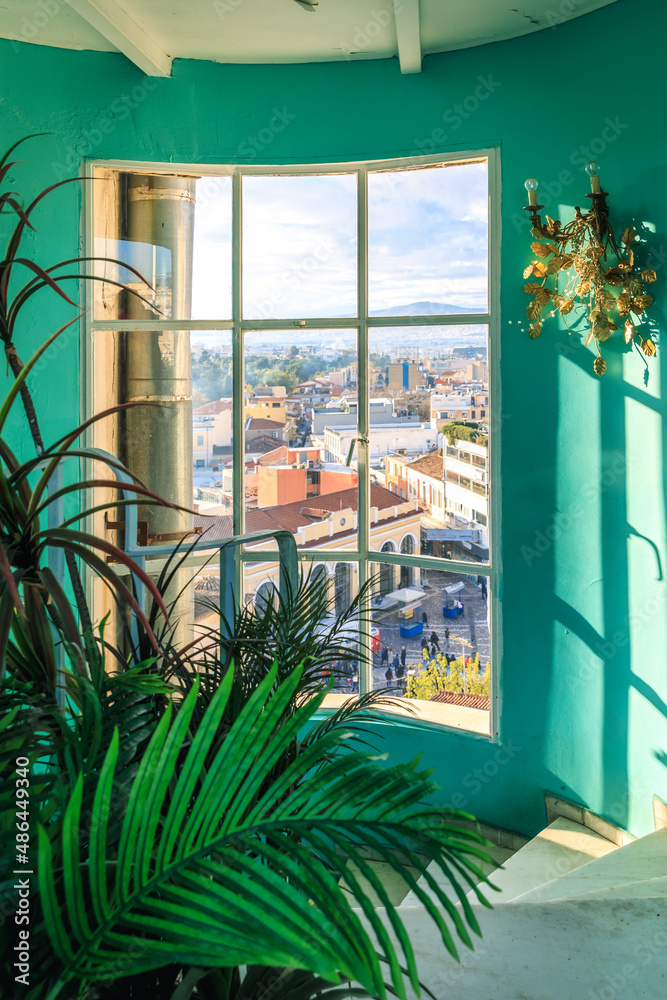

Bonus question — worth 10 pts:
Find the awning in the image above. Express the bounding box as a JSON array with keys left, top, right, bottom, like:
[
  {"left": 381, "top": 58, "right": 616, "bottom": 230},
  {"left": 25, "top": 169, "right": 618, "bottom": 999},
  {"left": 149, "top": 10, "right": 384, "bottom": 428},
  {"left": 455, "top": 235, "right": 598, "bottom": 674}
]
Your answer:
[{"left": 386, "top": 587, "right": 426, "bottom": 603}]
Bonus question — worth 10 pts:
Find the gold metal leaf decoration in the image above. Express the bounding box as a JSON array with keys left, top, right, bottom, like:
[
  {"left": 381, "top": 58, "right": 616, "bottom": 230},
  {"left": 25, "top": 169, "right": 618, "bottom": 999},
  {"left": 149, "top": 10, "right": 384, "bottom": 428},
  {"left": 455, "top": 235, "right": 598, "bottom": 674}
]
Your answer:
[
  {"left": 617, "top": 292, "right": 631, "bottom": 316},
  {"left": 522, "top": 191, "right": 656, "bottom": 375},
  {"left": 632, "top": 293, "right": 654, "bottom": 312},
  {"left": 531, "top": 241, "right": 555, "bottom": 258},
  {"left": 597, "top": 289, "right": 616, "bottom": 312},
  {"left": 605, "top": 266, "right": 624, "bottom": 285}
]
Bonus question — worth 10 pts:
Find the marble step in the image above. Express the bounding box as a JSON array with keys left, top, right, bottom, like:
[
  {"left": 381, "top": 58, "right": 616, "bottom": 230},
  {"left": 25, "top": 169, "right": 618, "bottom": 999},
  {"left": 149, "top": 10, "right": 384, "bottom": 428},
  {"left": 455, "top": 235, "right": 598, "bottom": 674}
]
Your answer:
[
  {"left": 400, "top": 841, "right": 514, "bottom": 907},
  {"left": 509, "top": 826, "right": 667, "bottom": 904},
  {"left": 465, "top": 815, "right": 618, "bottom": 905},
  {"left": 388, "top": 891, "right": 667, "bottom": 1000}
]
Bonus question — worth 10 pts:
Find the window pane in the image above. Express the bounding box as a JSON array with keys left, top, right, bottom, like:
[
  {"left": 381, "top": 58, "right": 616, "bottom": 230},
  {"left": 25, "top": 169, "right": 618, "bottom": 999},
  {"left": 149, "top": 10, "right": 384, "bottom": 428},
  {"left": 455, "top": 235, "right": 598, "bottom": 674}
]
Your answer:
[
  {"left": 369, "top": 325, "right": 489, "bottom": 564},
  {"left": 242, "top": 174, "right": 357, "bottom": 319},
  {"left": 368, "top": 160, "right": 488, "bottom": 316},
  {"left": 369, "top": 565, "right": 491, "bottom": 735},
  {"left": 192, "top": 176, "right": 232, "bottom": 319},
  {"left": 93, "top": 170, "right": 198, "bottom": 322},
  {"left": 190, "top": 331, "right": 234, "bottom": 530},
  {"left": 244, "top": 329, "right": 359, "bottom": 552},
  {"left": 93, "top": 171, "right": 232, "bottom": 322}
]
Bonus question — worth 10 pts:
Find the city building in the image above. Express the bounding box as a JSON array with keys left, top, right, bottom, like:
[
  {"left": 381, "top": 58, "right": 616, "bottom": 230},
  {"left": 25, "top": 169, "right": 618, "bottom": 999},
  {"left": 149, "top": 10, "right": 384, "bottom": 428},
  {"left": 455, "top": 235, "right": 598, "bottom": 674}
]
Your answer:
[
  {"left": 431, "top": 390, "right": 489, "bottom": 427},
  {"left": 255, "top": 445, "right": 357, "bottom": 507},
  {"left": 386, "top": 360, "right": 428, "bottom": 391},
  {"left": 324, "top": 420, "right": 436, "bottom": 466},
  {"left": 245, "top": 416, "right": 287, "bottom": 447},
  {"left": 245, "top": 386, "right": 287, "bottom": 420},
  {"left": 441, "top": 435, "right": 489, "bottom": 559},
  {"left": 192, "top": 398, "right": 233, "bottom": 467},
  {"left": 194, "top": 484, "right": 423, "bottom": 614}
]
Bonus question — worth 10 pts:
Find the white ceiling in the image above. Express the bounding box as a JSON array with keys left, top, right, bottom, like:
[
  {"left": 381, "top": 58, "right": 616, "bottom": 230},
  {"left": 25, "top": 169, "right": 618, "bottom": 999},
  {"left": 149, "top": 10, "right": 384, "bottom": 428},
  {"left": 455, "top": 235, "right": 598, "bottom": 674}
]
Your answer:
[{"left": 1, "top": 0, "right": 620, "bottom": 76}]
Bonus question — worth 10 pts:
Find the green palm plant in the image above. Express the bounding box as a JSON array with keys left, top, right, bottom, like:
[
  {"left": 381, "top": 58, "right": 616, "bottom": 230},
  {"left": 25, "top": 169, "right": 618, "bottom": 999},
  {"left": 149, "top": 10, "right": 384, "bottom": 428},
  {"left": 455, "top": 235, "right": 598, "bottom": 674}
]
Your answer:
[
  {"left": 0, "top": 138, "right": 496, "bottom": 1000},
  {"left": 0, "top": 332, "right": 182, "bottom": 693},
  {"left": 0, "top": 138, "right": 189, "bottom": 696},
  {"left": 186, "top": 566, "right": 395, "bottom": 716},
  {"left": 34, "top": 663, "right": 495, "bottom": 1000},
  {"left": 0, "top": 632, "right": 171, "bottom": 995}
]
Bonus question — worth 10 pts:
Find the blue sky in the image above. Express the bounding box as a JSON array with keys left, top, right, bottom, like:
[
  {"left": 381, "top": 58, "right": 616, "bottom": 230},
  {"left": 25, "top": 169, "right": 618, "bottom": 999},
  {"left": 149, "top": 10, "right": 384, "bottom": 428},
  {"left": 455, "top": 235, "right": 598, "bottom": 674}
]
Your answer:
[{"left": 191, "top": 160, "right": 489, "bottom": 321}]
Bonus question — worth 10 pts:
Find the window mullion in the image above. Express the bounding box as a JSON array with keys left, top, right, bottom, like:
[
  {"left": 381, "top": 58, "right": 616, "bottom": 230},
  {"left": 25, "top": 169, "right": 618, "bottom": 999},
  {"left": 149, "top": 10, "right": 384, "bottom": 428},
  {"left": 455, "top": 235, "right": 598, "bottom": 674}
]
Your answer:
[
  {"left": 232, "top": 170, "right": 244, "bottom": 607},
  {"left": 357, "top": 165, "right": 371, "bottom": 696}
]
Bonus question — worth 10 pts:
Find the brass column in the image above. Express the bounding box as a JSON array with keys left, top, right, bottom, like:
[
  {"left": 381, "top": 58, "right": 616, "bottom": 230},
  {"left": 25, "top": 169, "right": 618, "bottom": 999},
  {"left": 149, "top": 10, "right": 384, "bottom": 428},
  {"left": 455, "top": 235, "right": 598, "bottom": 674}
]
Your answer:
[{"left": 121, "top": 175, "right": 196, "bottom": 640}]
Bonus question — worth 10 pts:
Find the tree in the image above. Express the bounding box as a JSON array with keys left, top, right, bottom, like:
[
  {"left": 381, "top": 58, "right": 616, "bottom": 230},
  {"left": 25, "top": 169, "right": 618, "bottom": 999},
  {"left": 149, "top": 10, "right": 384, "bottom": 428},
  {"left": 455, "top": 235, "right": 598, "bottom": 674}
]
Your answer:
[{"left": 405, "top": 653, "right": 490, "bottom": 701}]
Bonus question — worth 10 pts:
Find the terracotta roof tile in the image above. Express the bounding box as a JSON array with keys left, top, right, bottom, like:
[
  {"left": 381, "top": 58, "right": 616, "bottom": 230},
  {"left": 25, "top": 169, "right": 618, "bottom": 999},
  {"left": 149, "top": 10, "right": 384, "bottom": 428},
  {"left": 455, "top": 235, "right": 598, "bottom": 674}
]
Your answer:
[
  {"left": 246, "top": 417, "right": 285, "bottom": 430},
  {"left": 245, "top": 435, "right": 283, "bottom": 454},
  {"left": 194, "top": 398, "right": 232, "bottom": 414},
  {"left": 406, "top": 450, "right": 443, "bottom": 479},
  {"left": 195, "top": 484, "right": 418, "bottom": 540},
  {"left": 431, "top": 691, "right": 490, "bottom": 711}
]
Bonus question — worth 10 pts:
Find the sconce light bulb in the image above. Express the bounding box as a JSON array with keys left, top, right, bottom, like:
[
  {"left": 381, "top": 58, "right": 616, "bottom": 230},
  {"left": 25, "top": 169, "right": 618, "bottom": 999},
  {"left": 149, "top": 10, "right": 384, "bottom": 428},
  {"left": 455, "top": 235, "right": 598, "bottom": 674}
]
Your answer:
[
  {"left": 585, "top": 162, "right": 601, "bottom": 193},
  {"left": 524, "top": 177, "right": 538, "bottom": 206}
]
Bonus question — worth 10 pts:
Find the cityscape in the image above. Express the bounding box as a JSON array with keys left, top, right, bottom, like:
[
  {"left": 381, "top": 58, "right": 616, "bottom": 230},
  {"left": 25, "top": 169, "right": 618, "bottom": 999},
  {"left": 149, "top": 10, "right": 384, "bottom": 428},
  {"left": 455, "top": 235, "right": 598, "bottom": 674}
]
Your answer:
[{"left": 190, "top": 323, "right": 491, "bottom": 732}]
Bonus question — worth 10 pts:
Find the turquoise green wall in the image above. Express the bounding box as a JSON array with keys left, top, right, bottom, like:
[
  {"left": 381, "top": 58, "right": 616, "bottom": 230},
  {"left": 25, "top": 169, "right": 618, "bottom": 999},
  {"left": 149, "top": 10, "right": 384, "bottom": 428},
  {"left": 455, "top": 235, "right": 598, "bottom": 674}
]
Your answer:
[{"left": 1, "top": 0, "right": 665, "bottom": 837}]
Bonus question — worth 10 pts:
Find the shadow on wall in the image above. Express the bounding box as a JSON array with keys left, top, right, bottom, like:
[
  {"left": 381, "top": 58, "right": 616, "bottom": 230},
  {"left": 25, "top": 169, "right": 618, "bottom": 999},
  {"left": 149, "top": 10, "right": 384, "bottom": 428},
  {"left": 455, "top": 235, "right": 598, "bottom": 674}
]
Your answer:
[{"left": 529, "top": 211, "right": 667, "bottom": 833}]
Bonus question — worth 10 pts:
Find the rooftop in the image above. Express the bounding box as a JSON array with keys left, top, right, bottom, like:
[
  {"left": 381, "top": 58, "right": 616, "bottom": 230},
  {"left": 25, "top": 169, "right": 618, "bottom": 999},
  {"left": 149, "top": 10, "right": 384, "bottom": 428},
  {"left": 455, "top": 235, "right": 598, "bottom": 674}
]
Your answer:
[
  {"left": 406, "top": 450, "right": 444, "bottom": 480},
  {"left": 245, "top": 417, "right": 286, "bottom": 431},
  {"left": 194, "top": 399, "right": 232, "bottom": 415},
  {"left": 195, "top": 483, "right": 419, "bottom": 541}
]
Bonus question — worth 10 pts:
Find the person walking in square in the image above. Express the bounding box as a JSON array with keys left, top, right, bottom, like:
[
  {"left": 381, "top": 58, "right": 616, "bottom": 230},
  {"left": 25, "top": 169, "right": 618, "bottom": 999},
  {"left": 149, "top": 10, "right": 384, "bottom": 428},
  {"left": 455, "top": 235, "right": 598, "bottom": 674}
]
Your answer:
[
  {"left": 429, "top": 630, "right": 440, "bottom": 651},
  {"left": 422, "top": 609, "right": 428, "bottom": 627},
  {"left": 400, "top": 646, "right": 407, "bottom": 669},
  {"left": 445, "top": 627, "right": 450, "bottom": 649}
]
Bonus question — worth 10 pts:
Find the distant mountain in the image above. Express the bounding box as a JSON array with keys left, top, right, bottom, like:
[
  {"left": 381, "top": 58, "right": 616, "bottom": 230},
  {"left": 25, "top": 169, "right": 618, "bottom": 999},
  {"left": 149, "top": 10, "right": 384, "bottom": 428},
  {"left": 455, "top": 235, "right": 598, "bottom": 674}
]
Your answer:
[{"left": 371, "top": 301, "right": 475, "bottom": 317}]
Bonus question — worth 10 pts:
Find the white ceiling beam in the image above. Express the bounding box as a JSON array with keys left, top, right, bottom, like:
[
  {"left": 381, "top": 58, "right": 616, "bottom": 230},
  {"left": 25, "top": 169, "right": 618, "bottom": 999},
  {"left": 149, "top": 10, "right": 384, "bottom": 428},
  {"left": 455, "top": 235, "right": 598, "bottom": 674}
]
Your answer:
[
  {"left": 65, "top": 0, "right": 172, "bottom": 77},
  {"left": 394, "top": 0, "right": 422, "bottom": 74}
]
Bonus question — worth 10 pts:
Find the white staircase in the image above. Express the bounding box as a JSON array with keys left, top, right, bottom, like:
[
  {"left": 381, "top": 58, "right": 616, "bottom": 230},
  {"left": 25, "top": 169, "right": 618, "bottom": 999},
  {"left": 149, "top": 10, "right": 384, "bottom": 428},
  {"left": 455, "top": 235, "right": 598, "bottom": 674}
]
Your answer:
[{"left": 372, "top": 817, "right": 667, "bottom": 999}]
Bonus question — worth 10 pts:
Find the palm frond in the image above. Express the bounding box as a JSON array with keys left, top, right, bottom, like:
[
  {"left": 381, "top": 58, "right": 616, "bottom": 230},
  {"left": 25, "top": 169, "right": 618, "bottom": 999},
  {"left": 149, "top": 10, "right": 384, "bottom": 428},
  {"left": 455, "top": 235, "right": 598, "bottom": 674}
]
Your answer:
[{"left": 38, "top": 664, "right": 494, "bottom": 1000}]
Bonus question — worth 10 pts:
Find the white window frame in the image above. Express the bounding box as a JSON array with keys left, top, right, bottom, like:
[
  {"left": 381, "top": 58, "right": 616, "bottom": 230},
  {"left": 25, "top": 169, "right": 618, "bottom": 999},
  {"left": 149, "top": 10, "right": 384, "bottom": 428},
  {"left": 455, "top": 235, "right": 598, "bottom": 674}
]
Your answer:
[{"left": 82, "top": 148, "right": 502, "bottom": 742}]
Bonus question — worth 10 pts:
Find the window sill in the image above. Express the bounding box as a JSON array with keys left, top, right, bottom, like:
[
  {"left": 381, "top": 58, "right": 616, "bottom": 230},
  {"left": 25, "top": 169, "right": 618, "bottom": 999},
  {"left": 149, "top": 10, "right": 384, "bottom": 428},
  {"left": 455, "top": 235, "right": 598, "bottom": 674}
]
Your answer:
[{"left": 320, "top": 692, "right": 491, "bottom": 737}]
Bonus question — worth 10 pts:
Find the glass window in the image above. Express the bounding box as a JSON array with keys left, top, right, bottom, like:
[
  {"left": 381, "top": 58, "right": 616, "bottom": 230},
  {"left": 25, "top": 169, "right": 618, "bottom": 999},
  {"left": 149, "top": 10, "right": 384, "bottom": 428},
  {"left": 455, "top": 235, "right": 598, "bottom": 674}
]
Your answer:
[
  {"left": 368, "top": 161, "right": 488, "bottom": 316},
  {"left": 90, "top": 152, "right": 495, "bottom": 737},
  {"left": 242, "top": 174, "right": 357, "bottom": 319}
]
